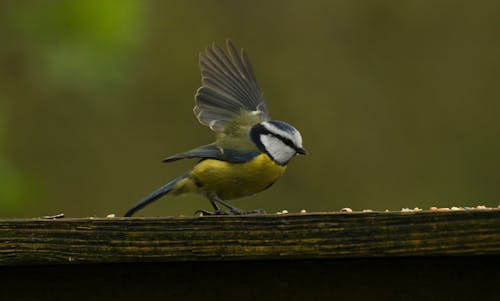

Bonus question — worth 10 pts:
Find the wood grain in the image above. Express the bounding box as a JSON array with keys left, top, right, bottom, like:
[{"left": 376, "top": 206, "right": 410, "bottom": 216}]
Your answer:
[{"left": 1, "top": 210, "right": 499, "bottom": 266}]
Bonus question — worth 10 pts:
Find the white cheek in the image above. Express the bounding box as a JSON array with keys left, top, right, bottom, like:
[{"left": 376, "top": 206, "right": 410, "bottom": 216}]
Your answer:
[
  {"left": 261, "top": 122, "right": 303, "bottom": 148},
  {"left": 260, "top": 135, "right": 296, "bottom": 164}
]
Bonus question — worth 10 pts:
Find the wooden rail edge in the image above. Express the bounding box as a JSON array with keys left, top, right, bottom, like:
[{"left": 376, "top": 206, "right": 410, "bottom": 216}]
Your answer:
[{"left": 1, "top": 210, "right": 499, "bottom": 266}]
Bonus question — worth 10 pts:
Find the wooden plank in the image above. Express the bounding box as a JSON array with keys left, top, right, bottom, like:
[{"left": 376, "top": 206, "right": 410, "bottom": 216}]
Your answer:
[
  {"left": 0, "top": 210, "right": 499, "bottom": 266},
  {"left": 2, "top": 258, "right": 500, "bottom": 301}
]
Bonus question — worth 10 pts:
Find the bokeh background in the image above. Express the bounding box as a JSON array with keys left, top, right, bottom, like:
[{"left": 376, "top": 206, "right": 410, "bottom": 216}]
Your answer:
[{"left": 0, "top": 0, "right": 499, "bottom": 218}]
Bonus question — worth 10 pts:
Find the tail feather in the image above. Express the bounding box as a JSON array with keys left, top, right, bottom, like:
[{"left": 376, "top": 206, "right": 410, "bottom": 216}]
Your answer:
[{"left": 124, "top": 173, "right": 188, "bottom": 217}]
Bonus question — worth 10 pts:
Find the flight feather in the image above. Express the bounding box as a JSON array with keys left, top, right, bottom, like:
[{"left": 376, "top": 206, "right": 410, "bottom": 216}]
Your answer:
[{"left": 194, "top": 40, "right": 269, "bottom": 132}]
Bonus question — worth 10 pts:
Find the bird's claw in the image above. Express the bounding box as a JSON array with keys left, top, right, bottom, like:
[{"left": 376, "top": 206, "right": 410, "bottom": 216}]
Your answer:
[
  {"left": 195, "top": 209, "right": 230, "bottom": 216},
  {"left": 195, "top": 208, "right": 266, "bottom": 216},
  {"left": 229, "top": 208, "right": 266, "bottom": 215}
]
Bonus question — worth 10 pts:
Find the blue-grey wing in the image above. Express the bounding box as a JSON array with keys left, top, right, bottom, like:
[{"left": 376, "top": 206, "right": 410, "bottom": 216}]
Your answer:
[
  {"left": 194, "top": 40, "right": 270, "bottom": 132},
  {"left": 162, "top": 144, "right": 260, "bottom": 164}
]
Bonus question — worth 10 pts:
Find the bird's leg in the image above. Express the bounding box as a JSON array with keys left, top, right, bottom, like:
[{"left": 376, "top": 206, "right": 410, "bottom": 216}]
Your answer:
[
  {"left": 210, "top": 199, "right": 222, "bottom": 211},
  {"left": 195, "top": 196, "right": 231, "bottom": 216},
  {"left": 212, "top": 196, "right": 266, "bottom": 215},
  {"left": 195, "top": 194, "right": 266, "bottom": 216}
]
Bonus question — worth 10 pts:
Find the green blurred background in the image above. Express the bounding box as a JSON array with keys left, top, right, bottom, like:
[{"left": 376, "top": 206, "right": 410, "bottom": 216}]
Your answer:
[{"left": 0, "top": 0, "right": 499, "bottom": 218}]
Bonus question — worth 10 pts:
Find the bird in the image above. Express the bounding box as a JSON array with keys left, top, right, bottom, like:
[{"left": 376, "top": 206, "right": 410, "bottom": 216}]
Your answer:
[{"left": 124, "top": 40, "right": 306, "bottom": 217}]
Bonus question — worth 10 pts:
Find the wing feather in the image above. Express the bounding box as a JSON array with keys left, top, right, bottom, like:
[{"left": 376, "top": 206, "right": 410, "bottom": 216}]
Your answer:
[
  {"left": 162, "top": 144, "right": 259, "bottom": 163},
  {"left": 202, "top": 48, "right": 255, "bottom": 105},
  {"left": 213, "top": 43, "right": 258, "bottom": 101},
  {"left": 203, "top": 76, "right": 247, "bottom": 103},
  {"left": 194, "top": 40, "right": 269, "bottom": 132},
  {"left": 226, "top": 41, "right": 261, "bottom": 101}
]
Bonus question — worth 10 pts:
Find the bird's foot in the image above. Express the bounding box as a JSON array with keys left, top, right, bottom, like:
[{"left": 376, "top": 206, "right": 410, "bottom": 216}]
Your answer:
[
  {"left": 195, "top": 208, "right": 266, "bottom": 216},
  {"left": 195, "top": 209, "right": 231, "bottom": 216},
  {"left": 210, "top": 196, "right": 266, "bottom": 215},
  {"left": 229, "top": 208, "right": 266, "bottom": 215}
]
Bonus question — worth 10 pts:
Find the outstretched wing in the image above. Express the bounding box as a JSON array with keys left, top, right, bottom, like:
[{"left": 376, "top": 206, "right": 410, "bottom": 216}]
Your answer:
[
  {"left": 162, "top": 144, "right": 260, "bottom": 163},
  {"left": 194, "top": 40, "right": 270, "bottom": 132}
]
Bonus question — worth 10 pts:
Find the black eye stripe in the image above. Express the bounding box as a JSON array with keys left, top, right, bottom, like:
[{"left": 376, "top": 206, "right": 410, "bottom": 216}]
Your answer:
[
  {"left": 250, "top": 123, "right": 298, "bottom": 153},
  {"left": 270, "top": 133, "right": 297, "bottom": 150}
]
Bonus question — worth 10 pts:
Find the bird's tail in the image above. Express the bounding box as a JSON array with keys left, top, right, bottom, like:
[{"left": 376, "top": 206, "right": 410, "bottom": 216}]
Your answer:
[{"left": 124, "top": 173, "right": 189, "bottom": 217}]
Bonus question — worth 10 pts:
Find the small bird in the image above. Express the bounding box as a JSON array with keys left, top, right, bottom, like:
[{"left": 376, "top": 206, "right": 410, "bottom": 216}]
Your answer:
[{"left": 124, "top": 40, "right": 306, "bottom": 217}]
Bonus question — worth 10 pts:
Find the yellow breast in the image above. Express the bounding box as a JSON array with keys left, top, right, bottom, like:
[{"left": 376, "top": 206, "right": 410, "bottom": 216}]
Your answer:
[{"left": 185, "top": 153, "right": 287, "bottom": 200}]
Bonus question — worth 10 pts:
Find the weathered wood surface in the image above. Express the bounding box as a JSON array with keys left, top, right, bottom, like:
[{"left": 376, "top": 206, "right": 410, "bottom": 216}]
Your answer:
[{"left": 0, "top": 210, "right": 499, "bottom": 266}]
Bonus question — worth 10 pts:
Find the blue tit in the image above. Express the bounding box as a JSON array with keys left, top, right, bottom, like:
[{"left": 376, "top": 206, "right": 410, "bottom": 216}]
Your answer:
[{"left": 124, "top": 40, "right": 306, "bottom": 217}]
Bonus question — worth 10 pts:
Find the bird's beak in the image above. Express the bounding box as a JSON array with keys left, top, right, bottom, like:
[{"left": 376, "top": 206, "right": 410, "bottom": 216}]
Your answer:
[{"left": 296, "top": 147, "right": 307, "bottom": 155}]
